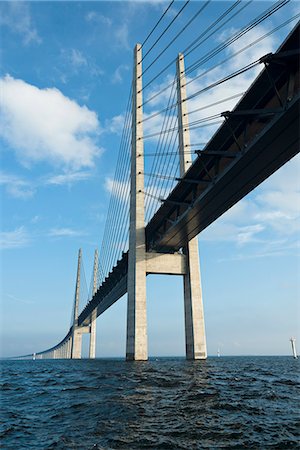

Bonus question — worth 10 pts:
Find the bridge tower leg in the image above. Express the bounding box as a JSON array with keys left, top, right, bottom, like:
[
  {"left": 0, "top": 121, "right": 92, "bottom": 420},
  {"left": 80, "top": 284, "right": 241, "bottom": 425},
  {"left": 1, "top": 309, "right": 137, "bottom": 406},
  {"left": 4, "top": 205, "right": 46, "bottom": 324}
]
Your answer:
[
  {"left": 89, "top": 249, "right": 98, "bottom": 359},
  {"left": 67, "top": 338, "right": 71, "bottom": 358},
  {"left": 71, "top": 248, "right": 83, "bottom": 359},
  {"left": 126, "top": 43, "right": 148, "bottom": 361},
  {"left": 176, "top": 53, "right": 207, "bottom": 360}
]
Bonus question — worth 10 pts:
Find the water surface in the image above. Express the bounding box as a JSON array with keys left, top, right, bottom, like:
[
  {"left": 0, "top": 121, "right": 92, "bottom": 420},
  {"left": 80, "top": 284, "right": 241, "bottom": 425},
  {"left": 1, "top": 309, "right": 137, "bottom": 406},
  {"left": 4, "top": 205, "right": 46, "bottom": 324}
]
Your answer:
[{"left": 1, "top": 356, "right": 299, "bottom": 449}]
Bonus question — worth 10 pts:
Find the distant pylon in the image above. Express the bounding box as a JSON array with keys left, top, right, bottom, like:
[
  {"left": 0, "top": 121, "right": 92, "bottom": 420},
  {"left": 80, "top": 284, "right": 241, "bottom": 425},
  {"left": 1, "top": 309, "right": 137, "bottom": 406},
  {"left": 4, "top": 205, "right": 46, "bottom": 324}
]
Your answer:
[
  {"left": 89, "top": 249, "right": 98, "bottom": 358},
  {"left": 71, "top": 249, "right": 82, "bottom": 358}
]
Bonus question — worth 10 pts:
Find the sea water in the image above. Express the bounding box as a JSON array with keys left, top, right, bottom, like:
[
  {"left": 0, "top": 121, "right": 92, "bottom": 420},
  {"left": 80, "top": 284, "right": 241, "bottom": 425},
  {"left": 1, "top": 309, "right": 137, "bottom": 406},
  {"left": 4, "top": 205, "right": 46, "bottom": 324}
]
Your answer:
[{"left": 1, "top": 356, "right": 299, "bottom": 449}]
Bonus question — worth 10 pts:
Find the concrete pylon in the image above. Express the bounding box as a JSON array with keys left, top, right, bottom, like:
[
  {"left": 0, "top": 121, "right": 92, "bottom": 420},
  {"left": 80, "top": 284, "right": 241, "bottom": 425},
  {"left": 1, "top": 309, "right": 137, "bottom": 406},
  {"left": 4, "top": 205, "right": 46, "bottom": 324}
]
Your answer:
[
  {"left": 126, "top": 43, "right": 148, "bottom": 361},
  {"left": 176, "top": 53, "right": 207, "bottom": 360},
  {"left": 71, "top": 249, "right": 83, "bottom": 359},
  {"left": 89, "top": 249, "right": 98, "bottom": 359},
  {"left": 67, "top": 338, "right": 71, "bottom": 359}
]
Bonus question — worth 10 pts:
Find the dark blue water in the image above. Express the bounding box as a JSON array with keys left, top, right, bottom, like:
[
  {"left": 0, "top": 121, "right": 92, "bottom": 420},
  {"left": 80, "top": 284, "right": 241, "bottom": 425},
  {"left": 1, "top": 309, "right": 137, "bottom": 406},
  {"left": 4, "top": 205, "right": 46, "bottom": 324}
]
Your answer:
[{"left": 1, "top": 357, "right": 299, "bottom": 449}]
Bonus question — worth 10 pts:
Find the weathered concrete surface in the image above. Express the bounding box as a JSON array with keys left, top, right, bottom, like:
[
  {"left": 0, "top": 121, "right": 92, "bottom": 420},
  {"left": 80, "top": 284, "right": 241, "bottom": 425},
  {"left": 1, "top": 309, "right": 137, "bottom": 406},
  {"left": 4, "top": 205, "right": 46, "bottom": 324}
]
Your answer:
[
  {"left": 146, "top": 252, "right": 186, "bottom": 275},
  {"left": 89, "top": 249, "right": 98, "bottom": 359},
  {"left": 177, "top": 53, "right": 207, "bottom": 360},
  {"left": 126, "top": 43, "right": 148, "bottom": 361}
]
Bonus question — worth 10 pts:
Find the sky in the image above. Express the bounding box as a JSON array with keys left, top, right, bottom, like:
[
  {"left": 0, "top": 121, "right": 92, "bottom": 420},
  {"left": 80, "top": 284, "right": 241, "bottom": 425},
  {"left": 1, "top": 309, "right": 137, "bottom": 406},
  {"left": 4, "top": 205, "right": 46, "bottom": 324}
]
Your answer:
[{"left": 0, "top": 1, "right": 299, "bottom": 358}]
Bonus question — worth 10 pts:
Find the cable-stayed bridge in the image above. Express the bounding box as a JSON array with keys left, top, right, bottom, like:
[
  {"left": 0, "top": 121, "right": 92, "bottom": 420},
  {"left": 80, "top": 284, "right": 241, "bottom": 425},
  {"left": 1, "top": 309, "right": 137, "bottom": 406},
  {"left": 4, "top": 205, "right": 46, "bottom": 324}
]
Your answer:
[{"left": 15, "top": 2, "right": 299, "bottom": 361}]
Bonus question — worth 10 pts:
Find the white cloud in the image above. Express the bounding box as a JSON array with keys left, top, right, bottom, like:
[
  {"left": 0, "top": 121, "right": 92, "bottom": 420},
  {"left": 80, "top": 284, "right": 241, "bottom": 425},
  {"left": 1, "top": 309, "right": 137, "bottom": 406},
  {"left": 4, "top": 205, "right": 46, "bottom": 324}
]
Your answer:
[
  {"left": 200, "top": 222, "right": 265, "bottom": 246},
  {"left": 114, "top": 23, "right": 130, "bottom": 50},
  {"left": 112, "top": 65, "right": 130, "bottom": 84},
  {"left": 85, "top": 10, "right": 130, "bottom": 50},
  {"left": 70, "top": 49, "right": 87, "bottom": 68},
  {"left": 0, "top": 169, "right": 93, "bottom": 200},
  {"left": 85, "top": 11, "right": 112, "bottom": 26},
  {"left": 105, "top": 114, "right": 127, "bottom": 135},
  {"left": 200, "top": 154, "right": 300, "bottom": 250},
  {"left": 0, "top": 172, "right": 34, "bottom": 199},
  {"left": 236, "top": 224, "right": 265, "bottom": 246},
  {"left": 48, "top": 228, "right": 85, "bottom": 238},
  {"left": 105, "top": 177, "right": 130, "bottom": 203},
  {"left": 0, "top": 75, "right": 102, "bottom": 169},
  {"left": 0, "top": 2, "right": 41, "bottom": 45},
  {"left": 0, "top": 227, "right": 30, "bottom": 249},
  {"left": 45, "top": 171, "right": 92, "bottom": 186}
]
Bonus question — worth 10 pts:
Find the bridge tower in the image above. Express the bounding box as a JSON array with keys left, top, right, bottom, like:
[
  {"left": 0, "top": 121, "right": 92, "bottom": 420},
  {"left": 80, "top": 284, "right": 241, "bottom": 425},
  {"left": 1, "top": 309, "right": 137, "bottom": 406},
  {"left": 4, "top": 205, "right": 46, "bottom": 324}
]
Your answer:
[
  {"left": 176, "top": 53, "right": 207, "bottom": 359},
  {"left": 70, "top": 248, "right": 90, "bottom": 358},
  {"left": 71, "top": 248, "right": 83, "bottom": 358},
  {"left": 126, "top": 45, "right": 207, "bottom": 361},
  {"left": 126, "top": 43, "right": 148, "bottom": 361},
  {"left": 89, "top": 249, "right": 98, "bottom": 358}
]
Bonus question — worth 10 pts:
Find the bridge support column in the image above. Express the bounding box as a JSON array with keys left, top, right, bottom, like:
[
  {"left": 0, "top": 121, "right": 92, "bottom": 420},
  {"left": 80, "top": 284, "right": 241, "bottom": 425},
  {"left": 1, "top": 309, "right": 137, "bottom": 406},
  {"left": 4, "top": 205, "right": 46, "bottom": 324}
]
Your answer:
[
  {"left": 126, "top": 43, "right": 148, "bottom": 361},
  {"left": 89, "top": 250, "right": 98, "bottom": 359},
  {"left": 89, "top": 313, "right": 96, "bottom": 358},
  {"left": 71, "top": 249, "right": 83, "bottom": 359},
  {"left": 72, "top": 329, "right": 83, "bottom": 359},
  {"left": 67, "top": 338, "right": 71, "bottom": 358},
  {"left": 177, "top": 53, "right": 207, "bottom": 360}
]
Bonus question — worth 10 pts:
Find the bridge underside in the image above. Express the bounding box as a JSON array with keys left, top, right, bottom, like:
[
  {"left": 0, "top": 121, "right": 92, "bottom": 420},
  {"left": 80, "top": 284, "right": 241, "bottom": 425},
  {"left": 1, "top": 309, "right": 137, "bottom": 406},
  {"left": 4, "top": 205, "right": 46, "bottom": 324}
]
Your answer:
[
  {"left": 147, "top": 27, "right": 299, "bottom": 252},
  {"left": 147, "top": 94, "right": 299, "bottom": 252}
]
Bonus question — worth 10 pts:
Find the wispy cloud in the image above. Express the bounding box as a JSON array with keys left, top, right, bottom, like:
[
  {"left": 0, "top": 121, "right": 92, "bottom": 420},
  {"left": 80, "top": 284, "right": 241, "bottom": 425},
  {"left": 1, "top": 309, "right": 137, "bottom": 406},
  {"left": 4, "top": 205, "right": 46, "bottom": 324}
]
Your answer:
[
  {"left": 200, "top": 222, "right": 265, "bottom": 246},
  {"left": 112, "top": 64, "right": 130, "bottom": 84},
  {"left": 0, "top": 169, "right": 93, "bottom": 200},
  {"left": 70, "top": 49, "right": 87, "bottom": 68},
  {"left": 45, "top": 171, "right": 93, "bottom": 186},
  {"left": 200, "top": 154, "right": 300, "bottom": 252},
  {"left": 85, "top": 9, "right": 130, "bottom": 50},
  {"left": 0, "top": 2, "right": 41, "bottom": 45},
  {"left": 85, "top": 11, "right": 112, "bottom": 27},
  {"left": 0, "top": 227, "right": 30, "bottom": 249},
  {"left": 60, "top": 48, "right": 104, "bottom": 76},
  {"left": 217, "top": 239, "right": 300, "bottom": 262},
  {"left": 114, "top": 23, "right": 130, "bottom": 50},
  {"left": 48, "top": 228, "right": 85, "bottom": 238},
  {"left": 5, "top": 293, "right": 35, "bottom": 305},
  {"left": 105, "top": 177, "right": 130, "bottom": 203},
  {"left": 104, "top": 114, "right": 127, "bottom": 135},
  {"left": 0, "top": 75, "right": 102, "bottom": 170},
  {"left": 0, "top": 172, "right": 34, "bottom": 199}
]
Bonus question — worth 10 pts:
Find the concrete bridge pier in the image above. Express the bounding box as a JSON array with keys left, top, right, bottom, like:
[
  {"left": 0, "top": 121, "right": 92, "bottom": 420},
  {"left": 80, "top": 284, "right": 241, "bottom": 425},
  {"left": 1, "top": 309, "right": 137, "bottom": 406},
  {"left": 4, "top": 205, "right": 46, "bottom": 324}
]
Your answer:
[
  {"left": 67, "top": 338, "right": 72, "bottom": 358},
  {"left": 89, "top": 249, "right": 98, "bottom": 359},
  {"left": 72, "top": 328, "right": 83, "bottom": 359},
  {"left": 71, "top": 249, "right": 83, "bottom": 359}
]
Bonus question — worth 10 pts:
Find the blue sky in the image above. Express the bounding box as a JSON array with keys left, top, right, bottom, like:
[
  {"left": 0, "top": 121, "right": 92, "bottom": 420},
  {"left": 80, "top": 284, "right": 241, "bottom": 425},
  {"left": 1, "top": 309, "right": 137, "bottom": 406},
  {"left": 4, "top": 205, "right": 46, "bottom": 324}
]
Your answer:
[{"left": 0, "top": 1, "right": 299, "bottom": 358}]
